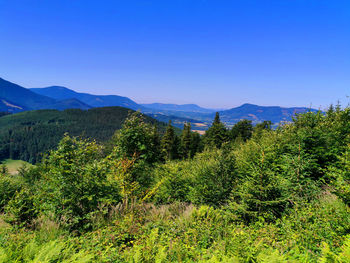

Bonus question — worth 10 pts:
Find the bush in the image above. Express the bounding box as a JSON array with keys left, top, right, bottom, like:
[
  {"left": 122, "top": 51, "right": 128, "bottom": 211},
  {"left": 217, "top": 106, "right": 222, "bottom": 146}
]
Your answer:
[
  {"left": 4, "top": 188, "right": 37, "bottom": 227},
  {"left": 0, "top": 174, "right": 25, "bottom": 211},
  {"left": 37, "top": 135, "right": 121, "bottom": 230}
]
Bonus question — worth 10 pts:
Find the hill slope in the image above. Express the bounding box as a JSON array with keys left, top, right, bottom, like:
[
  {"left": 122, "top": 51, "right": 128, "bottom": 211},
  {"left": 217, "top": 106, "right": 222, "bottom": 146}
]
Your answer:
[
  {"left": 0, "top": 78, "right": 56, "bottom": 112},
  {"left": 0, "top": 107, "right": 167, "bottom": 163}
]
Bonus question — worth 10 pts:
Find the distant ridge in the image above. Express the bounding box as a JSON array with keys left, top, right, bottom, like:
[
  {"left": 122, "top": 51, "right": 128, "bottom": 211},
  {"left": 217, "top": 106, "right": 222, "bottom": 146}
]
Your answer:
[
  {"left": 1, "top": 77, "right": 320, "bottom": 128},
  {"left": 0, "top": 77, "right": 56, "bottom": 112},
  {"left": 31, "top": 86, "right": 142, "bottom": 110},
  {"left": 141, "top": 103, "right": 217, "bottom": 113},
  {"left": 0, "top": 78, "right": 91, "bottom": 112},
  {"left": 218, "top": 103, "right": 318, "bottom": 124}
]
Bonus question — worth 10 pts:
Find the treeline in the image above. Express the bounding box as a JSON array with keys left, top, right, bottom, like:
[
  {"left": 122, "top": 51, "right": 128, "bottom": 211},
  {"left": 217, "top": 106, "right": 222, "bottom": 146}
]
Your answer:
[
  {"left": 106, "top": 111, "right": 271, "bottom": 163},
  {"left": 0, "top": 107, "right": 168, "bottom": 163},
  {"left": 0, "top": 105, "right": 349, "bottom": 262},
  {"left": 0, "top": 105, "right": 269, "bottom": 164}
]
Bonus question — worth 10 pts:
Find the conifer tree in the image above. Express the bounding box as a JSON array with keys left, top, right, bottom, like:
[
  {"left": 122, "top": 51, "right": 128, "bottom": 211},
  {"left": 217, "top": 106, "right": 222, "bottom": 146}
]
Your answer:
[
  {"left": 180, "top": 123, "right": 192, "bottom": 158},
  {"left": 204, "top": 112, "right": 228, "bottom": 149},
  {"left": 231, "top": 119, "right": 253, "bottom": 141},
  {"left": 150, "top": 125, "right": 161, "bottom": 161},
  {"left": 254, "top": 120, "right": 272, "bottom": 137},
  {"left": 161, "top": 120, "right": 178, "bottom": 160},
  {"left": 190, "top": 132, "right": 202, "bottom": 157}
]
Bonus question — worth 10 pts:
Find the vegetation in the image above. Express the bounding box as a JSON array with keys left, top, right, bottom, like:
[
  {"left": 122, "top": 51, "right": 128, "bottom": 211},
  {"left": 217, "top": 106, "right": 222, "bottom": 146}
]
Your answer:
[
  {"left": 0, "top": 159, "right": 33, "bottom": 175},
  {"left": 0, "top": 107, "right": 168, "bottom": 164},
  {"left": 0, "top": 106, "right": 350, "bottom": 262}
]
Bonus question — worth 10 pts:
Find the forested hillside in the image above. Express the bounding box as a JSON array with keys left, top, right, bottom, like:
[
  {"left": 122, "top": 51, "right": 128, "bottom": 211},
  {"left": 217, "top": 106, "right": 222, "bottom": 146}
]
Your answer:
[
  {"left": 0, "top": 107, "right": 167, "bottom": 163},
  {"left": 0, "top": 105, "right": 349, "bottom": 262}
]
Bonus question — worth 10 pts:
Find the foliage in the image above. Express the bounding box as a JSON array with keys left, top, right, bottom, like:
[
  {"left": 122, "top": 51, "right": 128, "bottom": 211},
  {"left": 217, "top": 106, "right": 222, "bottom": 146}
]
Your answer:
[
  {"left": 161, "top": 120, "right": 180, "bottom": 160},
  {"left": 0, "top": 106, "right": 350, "bottom": 262},
  {"left": 180, "top": 122, "right": 192, "bottom": 158},
  {"left": 4, "top": 187, "right": 37, "bottom": 227},
  {"left": 0, "top": 164, "right": 8, "bottom": 176},
  {"left": 0, "top": 107, "right": 167, "bottom": 163},
  {"left": 0, "top": 174, "right": 24, "bottom": 211},
  {"left": 230, "top": 119, "right": 253, "bottom": 142},
  {"left": 327, "top": 144, "right": 350, "bottom": 205},
  {"left": 111, "top": 111, "right": 161, "bottom": 164},
  {"left": 203, "top": 112, "right": 228, "bottom": 149},
  {"left": 37, "top": 135, "right": 121, "bottom": 230}
]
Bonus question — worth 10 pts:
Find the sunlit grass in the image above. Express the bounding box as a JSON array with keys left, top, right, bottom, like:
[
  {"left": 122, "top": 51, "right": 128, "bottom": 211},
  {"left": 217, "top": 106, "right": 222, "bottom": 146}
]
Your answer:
[{"left": 1, "top": 159, "right": 34, "bottom": 175}]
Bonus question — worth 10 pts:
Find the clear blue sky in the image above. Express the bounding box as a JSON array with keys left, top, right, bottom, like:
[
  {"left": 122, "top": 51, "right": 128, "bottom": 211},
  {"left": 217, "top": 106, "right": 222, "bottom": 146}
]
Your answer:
[{"left": 0, "top": 0, "right": 349, "bottom": 109}]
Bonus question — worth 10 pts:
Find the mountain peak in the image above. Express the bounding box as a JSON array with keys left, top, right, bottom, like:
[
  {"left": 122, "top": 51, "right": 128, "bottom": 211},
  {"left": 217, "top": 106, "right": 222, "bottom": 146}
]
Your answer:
[
  {"left": 239, "top": 103, "right": 258, "bottom": 107},
  {"left": 45, "top": 86, "right": 72, "bottom": 90}
]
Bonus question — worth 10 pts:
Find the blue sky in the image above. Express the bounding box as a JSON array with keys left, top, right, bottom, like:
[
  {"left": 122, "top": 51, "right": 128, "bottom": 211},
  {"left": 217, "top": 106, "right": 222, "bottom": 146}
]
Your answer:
[{"left": 0, "top": 0, "right": 349, "bottom": 109}]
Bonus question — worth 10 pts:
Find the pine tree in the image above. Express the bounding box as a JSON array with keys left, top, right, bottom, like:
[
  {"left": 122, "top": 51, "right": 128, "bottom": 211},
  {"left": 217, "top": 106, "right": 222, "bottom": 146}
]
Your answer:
[
  {"left": 231, "top": 119, "right": 253, "bottom": 141},
  {"left": 161, "top": 120, "right": 178, "bottom": 160},
  {"left": 190, "top": 132, "right": 202, "bottom": 157},
  {"left": 254, "top": 120, "right": 272, "bottom": 137},
  {"left": 150, "top": 125, "right": 162, "bottom": 162},
  {"left": 180, "top": 123, "right": 192, "bottom": 158},
  {"left": 204, "top": 112, "right": 228, "bottom": 149}
]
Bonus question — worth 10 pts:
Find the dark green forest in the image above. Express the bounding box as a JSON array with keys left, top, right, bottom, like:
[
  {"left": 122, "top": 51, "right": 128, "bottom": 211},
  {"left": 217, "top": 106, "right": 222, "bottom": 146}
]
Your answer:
[
  {"left": 0, "top": 107, "right": 168, "bottom": 164},
  {"left": 0, "top": 105, "right": 350, "bottom": 262}
]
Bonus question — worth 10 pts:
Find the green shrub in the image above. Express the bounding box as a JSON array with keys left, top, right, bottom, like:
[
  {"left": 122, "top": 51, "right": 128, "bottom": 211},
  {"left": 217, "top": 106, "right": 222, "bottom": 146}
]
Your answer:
[
  {"left": 0, "top": 174, "right": 25, "bottom": 211},
  {"left": 37, "top": 135, "right": 121, "bottom": 231},
  {"left": 4, "top": 188, "right": 37, "bottom": 227}
]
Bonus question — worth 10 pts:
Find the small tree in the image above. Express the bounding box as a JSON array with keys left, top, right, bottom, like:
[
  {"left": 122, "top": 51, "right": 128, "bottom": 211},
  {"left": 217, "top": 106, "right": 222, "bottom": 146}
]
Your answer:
[
  {"left": 112, "top": 112, "right": 161, "bottom": 164},
  {"left": 254, "top": 120, "right": 272, "bottom": 134},
  {"left": 204, "top": 112, "right": 228, "bottom": 149},
  {"left": 161, "top": 121, "right": 179, "bottom": 160},
  {"left": 180, "top": 123, "right": 192, "bottom": 158},
  {"left": 230, "top": 133, "right": 292, "bottom": 222},
  {"left": 190, "top": 132, "right": 202, "bottom": 158},
  {"left": 38, "top": 135, "right": 120, "bottom": 230},
  {"left": 231, "top": 119, "right": 253, "bottom": 142}
]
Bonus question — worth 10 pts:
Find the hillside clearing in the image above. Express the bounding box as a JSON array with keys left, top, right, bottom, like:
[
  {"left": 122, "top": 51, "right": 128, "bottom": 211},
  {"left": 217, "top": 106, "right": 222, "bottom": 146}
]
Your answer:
[{"left": 1, "top": 159, "right": 33, "bottom": 174}]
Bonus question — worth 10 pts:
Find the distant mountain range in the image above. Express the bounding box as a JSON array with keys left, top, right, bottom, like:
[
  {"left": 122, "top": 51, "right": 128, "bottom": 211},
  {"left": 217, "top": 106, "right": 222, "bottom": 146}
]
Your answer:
[
  {"left": 0, "top": 78, "right": 91, "bottom": 112},
  {"left": 218, "top": 103, "right": 318, "bottom": 126},
  {"left": 30, "top": 86, "right": 142, "bottom": 110},
  {"left": 0, "top": 77, "right": 319, "bottom": 129},
  {"left": 141, "top": 103, "right": 217, "bottom": 113}
]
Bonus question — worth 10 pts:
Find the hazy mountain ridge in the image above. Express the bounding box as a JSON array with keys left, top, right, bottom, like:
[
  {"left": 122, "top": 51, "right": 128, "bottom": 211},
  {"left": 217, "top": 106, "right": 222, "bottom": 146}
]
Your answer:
[
  {"left": 141, "top": 103, "right": 217, "bottom": 113},
  {"left": 0, "top": 78, "right": 57, "bottom": 112},
  {"left": 1, "top": 77, "right": 319, "bottom": 127},
  {"left": 0, "top": 78, "right": 90, "bottom": 112},
  {"left": 30, "top": 86, "right": 142, "bottom": 110},
  {"left": 218, "top": 103, "right": 318, "bottom": 125}
]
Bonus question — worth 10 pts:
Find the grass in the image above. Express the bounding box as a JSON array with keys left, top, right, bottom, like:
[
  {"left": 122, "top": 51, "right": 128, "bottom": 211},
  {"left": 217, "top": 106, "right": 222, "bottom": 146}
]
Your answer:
[{"left": 1, "top": 159, "right": 34, "bottom": 174}]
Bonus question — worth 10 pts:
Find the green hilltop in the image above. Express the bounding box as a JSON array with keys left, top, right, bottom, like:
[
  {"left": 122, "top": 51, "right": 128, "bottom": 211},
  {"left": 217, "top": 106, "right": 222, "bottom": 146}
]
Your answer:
[{"left": 0, "top": 107, "right": 167, "bottom": 163}]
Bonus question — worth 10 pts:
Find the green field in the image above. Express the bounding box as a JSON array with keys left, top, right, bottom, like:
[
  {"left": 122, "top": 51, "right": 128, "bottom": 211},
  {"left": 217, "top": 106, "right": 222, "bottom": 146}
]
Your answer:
[{"left": 1, "top": 159, "right": 33, "bottom": 174}]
